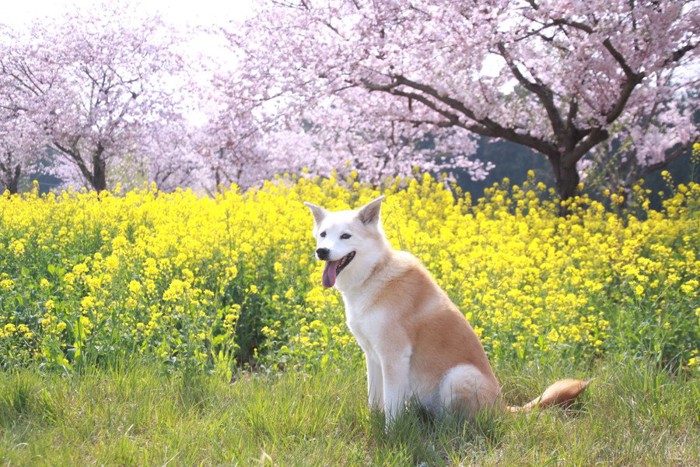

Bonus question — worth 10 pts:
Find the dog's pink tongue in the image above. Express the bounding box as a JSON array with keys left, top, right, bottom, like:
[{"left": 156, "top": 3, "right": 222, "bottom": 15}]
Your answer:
[{"left": 322, "top": 260, "right": 339, "bottom": 288}]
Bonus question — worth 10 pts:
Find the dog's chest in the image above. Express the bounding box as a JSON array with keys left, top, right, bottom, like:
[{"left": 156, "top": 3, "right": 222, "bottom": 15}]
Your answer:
[{"left": 342, "top": 295, "right": 384, "bottom": 354}]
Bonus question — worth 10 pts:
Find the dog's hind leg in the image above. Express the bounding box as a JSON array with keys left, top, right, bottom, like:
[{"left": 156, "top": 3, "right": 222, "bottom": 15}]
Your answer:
[{"left": 439, "top": 364, "right": 500, "bottom": 417}]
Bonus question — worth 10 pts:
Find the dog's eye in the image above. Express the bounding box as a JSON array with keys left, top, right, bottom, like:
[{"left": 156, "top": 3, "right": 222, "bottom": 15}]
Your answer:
[
  {"left": 340, "top": 233, "right": 352, "bottom": 240},
  {"left": 320, "top": 231, "right": 326, "bottom": 238}
]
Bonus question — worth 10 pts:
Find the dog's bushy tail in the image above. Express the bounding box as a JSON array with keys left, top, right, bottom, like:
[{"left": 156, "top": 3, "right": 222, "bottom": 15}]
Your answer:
[{"left": 507, "top": 379, "right": 591, "bottom": 413}]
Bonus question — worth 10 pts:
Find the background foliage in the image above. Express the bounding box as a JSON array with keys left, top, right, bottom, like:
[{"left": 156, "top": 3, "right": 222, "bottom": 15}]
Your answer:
[{"left": 1, "top": 0, "right": 697, "bottom": 196}]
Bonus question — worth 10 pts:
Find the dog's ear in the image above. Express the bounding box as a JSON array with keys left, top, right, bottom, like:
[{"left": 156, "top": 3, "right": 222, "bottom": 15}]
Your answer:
[
  {"left": 304, "top": 202, "right": 328, "bottom": 225},
  {"left": 357, "top": 196, "right": 385, "bottom": 225}
]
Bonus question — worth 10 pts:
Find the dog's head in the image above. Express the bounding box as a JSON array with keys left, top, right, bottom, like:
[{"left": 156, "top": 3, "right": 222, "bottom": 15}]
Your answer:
[{"left": 304, "top": 196, "right": 388, "bottom": 289}]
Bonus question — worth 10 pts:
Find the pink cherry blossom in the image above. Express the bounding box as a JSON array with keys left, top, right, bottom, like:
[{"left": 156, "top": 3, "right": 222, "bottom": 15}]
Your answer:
[
  {"left": 213, "top": 0, "right": 699, "bottom": 198},
  {"left": 0, "top": 0, "right": 199, "bottom": 192}
]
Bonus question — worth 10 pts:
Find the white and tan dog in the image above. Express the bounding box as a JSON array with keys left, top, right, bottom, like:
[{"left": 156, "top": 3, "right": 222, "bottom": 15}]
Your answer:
[{"left": 305, "top": 196, "right": 588, "bottom": 424}]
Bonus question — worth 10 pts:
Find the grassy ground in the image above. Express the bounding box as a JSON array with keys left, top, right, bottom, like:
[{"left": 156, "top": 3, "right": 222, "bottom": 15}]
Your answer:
[{"left": 0, "top": 358, "right": 698, "bottom": 466}]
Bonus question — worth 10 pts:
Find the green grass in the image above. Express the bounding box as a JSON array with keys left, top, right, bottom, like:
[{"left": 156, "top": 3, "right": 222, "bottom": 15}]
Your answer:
[{"left": 0, "top": 358, "right": 698, "bottom": 466}]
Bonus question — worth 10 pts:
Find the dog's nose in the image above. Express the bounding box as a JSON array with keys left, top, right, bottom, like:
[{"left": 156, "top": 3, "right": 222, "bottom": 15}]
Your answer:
[{"left": 316, "top": 248, "right": 330, "bottom": 260}]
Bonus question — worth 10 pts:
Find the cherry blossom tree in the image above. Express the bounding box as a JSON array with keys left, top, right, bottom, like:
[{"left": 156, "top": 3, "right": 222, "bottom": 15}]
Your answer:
[
  {"left": 0, "top": 103, "right": 48, "bottom": 194},
  {"left": 0, "top": 1, "right": 198, "bottom": 192},
  {"left": 0, "top": 26, "right": 54, "bottom": 193},
  {"left": 580, "top": 87, "right": 699, "bottom": 194},
  {"left": 207, "top": 9, "right": 493, "bottom": 189},
  {"left": 222, "top": 0, "right": 699, "bottom": 199}
]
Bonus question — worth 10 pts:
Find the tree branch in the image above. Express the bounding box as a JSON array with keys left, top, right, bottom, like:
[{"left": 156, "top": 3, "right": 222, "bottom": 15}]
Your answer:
[
  {"left": 53, "top": 140, "right": 94, "bottom": 185},
  {"left": 361, "top": 75, "right": 560, "bottom": 158},
  {"left": 496, "top": 42, "right": 566, "bottom": 143},
  {"left": 564, "top": 127, "right": 609, "bottom": 166},
  {"left": 664, "top": 42, "right": 698, "bottom": 67},
  {"left": 639, "top": 143, "right": 692, "bottom": 178}
]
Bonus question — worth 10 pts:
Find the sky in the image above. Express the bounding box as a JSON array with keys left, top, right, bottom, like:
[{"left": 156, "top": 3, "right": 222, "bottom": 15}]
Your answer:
[{"left": 1, "top": 0, "right": 255, "bottom": 26}]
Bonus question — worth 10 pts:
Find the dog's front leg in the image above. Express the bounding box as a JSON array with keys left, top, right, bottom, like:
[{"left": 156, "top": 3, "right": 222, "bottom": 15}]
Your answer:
[
  {"left": 365, "top": 353, "right": 384, "bottom": 410},
  {"left": 380, "top": 346, "right": 412, "bottom": 425}
]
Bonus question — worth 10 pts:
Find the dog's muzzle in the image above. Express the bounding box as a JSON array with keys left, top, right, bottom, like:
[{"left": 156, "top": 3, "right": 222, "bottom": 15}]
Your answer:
[{"left": 316, "top": 248, "right": 330, "bottom": 260}]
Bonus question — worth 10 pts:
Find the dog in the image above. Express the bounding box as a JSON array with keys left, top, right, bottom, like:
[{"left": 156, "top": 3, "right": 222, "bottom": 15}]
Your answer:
[{"left": 304, "top": 195, "right": 589, "bottom": 424}]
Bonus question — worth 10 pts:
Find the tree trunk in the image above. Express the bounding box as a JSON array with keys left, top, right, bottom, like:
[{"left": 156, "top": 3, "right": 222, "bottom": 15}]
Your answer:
[
  {"left": 8, "top": 164, "right": 21, "bottom": 194},
  {"left": 0, "top": 159, "right": 22, "bottom": 194},
  {"left": 92, "top": 149, "right": 107, "bottom": 192},
  {"left": 549, "top": 155, "right": 580, "bottom": 214},
  {"left": 556, "top": 163, "right": 580, "bottom": 201}
]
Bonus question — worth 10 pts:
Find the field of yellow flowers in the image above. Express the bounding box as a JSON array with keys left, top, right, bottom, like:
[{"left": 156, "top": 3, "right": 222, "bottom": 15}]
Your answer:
[{"left": 0, "top": 172, "right": 698, "bottom": 376}]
